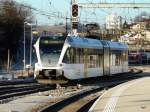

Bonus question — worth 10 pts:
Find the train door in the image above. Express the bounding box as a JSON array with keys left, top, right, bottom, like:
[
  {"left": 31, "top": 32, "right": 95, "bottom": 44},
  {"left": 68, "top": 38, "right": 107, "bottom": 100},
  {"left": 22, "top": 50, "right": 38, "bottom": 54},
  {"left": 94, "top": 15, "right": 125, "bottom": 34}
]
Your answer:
[
  {"left": 101, "top": 41, "right": 110, "bottom": 76},
  {"left": 122, "top": 51, "right": 125, "bottom": 72},
  {"left": 103, "top": 47, "right": 110, "bottom": 76},
  {"left": 83, "top": 48, "right": 88, "bottom": 78}
]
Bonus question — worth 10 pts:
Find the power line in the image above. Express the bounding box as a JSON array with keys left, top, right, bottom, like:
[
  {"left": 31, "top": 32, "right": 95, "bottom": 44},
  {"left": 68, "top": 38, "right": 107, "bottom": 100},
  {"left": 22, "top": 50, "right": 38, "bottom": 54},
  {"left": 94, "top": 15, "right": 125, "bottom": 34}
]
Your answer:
[
  {"left": 19, "top": 3, "right": 95, "bottom": 24},
  {"left": 63, "top": 0, "right": 71, "bottom": 5},
  {"left": 20, "top": 4, "right": 66, "bottom": 19},
  {"left": 81, "top": 2, "right": 133, "bottom": 26}
]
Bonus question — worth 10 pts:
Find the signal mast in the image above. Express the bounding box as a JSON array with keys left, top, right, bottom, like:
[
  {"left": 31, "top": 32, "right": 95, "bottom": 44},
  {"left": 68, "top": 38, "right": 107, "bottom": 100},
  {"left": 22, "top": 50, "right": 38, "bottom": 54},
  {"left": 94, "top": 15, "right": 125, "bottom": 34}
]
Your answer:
[{"left": 71, "top": 0, "right": 78, "bottom": 35}]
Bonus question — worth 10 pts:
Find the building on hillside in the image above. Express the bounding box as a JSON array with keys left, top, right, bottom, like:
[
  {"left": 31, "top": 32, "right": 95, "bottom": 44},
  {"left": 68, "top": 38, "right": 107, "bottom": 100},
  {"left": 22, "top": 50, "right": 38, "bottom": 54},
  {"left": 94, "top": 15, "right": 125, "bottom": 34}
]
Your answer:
[
  {"left": 130, "top": 22, "right": 147, "bottom": 31},
  {"left": 121, "top": 18, "right": 150, "bottom": 43},
  {"left": 106, "top": 14, "right": 122, "bottom": 30},
  {"left": 36, "top": 25, "right": 66, "bottom": 36}
]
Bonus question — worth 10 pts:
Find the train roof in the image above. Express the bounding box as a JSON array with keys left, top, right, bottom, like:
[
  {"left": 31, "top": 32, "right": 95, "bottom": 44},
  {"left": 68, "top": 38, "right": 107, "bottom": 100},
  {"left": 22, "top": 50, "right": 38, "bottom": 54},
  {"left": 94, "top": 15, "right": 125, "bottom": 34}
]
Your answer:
[
  {"left": 107, "top": 41, "right": 128, "bottom": 50},
  {"left": 66, "top": 36, "right": 103, "bottom": 49},
  {"left": 66, "top": 36, "right": 128, "bottom": 50}
]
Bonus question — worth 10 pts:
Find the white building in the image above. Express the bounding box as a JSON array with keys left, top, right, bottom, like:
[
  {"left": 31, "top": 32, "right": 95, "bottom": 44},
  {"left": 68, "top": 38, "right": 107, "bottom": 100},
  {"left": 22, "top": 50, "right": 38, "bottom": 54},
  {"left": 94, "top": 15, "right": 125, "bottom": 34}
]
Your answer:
[{"left": 106, "top": 14, "right": 122, "bottom": 30}]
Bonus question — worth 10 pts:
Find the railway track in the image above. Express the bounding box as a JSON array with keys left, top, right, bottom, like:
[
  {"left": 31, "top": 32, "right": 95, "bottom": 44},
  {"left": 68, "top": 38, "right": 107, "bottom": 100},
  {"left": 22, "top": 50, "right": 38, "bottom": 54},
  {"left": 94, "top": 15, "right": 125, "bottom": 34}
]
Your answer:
[
  {"left": 0, "top": 84, "right": 54, "bottom": 104},
  {"left": 0, "top": 80, "right": 36, "bottom": 86},
  {"left": 39, "top": 81, "right": 123, "bottom": 112},
  {"left": 0, "top": 68, "right": 143, "bottom": 111},
  {"left": 39, "top": 69, "right": 143, "bottom": 112},
  {"left": 0, "top": 83, "right": 40, "bottom": 91}
]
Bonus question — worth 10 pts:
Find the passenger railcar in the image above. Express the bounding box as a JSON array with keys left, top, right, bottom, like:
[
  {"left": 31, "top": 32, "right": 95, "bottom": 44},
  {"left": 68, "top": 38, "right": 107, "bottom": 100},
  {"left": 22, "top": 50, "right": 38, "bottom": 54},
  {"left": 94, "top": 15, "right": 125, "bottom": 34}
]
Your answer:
[
  {"left": 34, "top": 35, "right": 128, "bottom": 81},
  {"left": 128, "top": 52, "right": 142, "bottom": 64},
  {"left": 128, "top": 51, "right": 150, "bottom": 65}
]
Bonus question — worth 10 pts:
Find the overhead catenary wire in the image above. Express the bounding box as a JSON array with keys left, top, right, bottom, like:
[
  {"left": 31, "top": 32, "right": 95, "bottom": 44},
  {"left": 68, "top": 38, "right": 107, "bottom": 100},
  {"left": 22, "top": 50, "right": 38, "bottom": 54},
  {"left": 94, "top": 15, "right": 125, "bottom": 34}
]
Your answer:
[
  {"left": 19, "top": 2, "right": 99, "bottom": 23},
  {"left": 1, "top": 0, "right": 149, "bottom": 25}
]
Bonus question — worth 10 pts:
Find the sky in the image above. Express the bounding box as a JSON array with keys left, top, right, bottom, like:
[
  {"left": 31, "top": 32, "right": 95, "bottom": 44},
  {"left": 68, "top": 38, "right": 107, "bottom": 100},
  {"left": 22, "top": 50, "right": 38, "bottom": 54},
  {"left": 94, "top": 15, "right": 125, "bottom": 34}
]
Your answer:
[{"left": 14, "top": 0, "right": 150, "bottom": 25}]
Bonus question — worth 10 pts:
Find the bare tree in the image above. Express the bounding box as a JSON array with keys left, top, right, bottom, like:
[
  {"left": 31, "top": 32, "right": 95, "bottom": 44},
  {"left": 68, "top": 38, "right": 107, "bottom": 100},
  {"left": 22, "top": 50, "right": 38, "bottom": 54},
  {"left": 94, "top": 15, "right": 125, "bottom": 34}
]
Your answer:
[
  {"left": 134, "top": 11, "right": 149, "bottom": 22},
  {"left": 0, "top": 0, "right": 33, "bottom": 70}
]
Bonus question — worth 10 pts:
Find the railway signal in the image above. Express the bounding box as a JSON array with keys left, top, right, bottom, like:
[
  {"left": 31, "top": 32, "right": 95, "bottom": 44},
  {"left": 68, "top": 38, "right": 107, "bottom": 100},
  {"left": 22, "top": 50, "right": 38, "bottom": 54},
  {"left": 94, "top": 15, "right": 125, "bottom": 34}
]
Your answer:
[
  {"left": 72, "top": 22, "right": 78, "bottom": 29},
  {"left": 72, "top": 4, "right": 78, "bottom": 17}
]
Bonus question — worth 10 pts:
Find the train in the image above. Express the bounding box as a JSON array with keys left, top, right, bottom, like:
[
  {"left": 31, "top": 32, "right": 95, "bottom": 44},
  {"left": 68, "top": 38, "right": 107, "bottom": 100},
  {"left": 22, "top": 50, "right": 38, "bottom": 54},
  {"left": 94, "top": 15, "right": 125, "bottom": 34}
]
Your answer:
[
  {"left": 34, "top": 35, "right": 128, "bottom": 82},
  {"left": 128, "top": 51, "right": 150, "bottom": 64}
]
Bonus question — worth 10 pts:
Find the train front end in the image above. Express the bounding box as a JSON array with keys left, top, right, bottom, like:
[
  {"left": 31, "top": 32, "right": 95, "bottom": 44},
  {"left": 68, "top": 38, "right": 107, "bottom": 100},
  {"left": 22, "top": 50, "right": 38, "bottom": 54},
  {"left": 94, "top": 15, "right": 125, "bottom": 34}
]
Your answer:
[{"left": 34, "top": 35, "right": 66, "bottom": 81}]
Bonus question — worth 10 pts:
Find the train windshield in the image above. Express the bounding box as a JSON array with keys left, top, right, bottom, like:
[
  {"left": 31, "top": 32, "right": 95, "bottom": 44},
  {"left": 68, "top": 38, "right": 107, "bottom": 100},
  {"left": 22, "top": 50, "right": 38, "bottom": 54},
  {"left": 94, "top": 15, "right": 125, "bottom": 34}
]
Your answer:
[{"left": 39, "top": 35, "right": 65, "bottom": 66}]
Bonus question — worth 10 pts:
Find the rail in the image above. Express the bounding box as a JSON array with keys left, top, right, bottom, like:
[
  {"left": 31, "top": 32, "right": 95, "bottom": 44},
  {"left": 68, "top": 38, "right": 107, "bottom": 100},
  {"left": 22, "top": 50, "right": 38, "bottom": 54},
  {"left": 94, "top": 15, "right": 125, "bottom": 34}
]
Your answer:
[{"left": 39, "top": 69, "right": 142, "bottom": 112}]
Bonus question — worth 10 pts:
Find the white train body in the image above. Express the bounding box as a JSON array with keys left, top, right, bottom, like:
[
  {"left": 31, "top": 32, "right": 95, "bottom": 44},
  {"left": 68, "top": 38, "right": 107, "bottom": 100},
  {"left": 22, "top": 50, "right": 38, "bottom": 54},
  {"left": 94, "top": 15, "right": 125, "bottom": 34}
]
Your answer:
[{"left": 34, "top": 35, "right": 128, "bottom": 80}]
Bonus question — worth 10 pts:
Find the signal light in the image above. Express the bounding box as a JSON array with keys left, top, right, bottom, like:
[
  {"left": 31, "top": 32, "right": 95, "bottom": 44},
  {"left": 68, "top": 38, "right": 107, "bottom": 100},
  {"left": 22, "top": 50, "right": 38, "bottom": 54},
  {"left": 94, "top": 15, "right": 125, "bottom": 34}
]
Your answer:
[
  {"left": 72, "top": 4, "right": 78, "bottom": 17},
  {"left": 72, "top": 22, "right": 78, "bottom": 29}
]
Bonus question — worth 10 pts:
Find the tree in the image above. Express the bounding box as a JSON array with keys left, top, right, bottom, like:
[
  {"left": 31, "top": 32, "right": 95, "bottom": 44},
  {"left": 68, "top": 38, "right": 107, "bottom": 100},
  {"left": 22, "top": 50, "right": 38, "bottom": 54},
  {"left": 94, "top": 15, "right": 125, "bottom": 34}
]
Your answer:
[
  {"left": 134, "top": 11, "right": 149, "bottom": 22},
  {"left": 0, "top": 0, "right": 33, "bottom": 70}
]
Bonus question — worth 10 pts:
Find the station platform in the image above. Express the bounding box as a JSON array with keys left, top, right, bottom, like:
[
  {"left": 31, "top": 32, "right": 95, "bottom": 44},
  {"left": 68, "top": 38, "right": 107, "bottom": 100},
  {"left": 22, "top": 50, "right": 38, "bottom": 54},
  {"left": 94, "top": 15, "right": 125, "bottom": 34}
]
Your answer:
[{"left": 89, "top": 76, "right": 150, "bottom": 112}]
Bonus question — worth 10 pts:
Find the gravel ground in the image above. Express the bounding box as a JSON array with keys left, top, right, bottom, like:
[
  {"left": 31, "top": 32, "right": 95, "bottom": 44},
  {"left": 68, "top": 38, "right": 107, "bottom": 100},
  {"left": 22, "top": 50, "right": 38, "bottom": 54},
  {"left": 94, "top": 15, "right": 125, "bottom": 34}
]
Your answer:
[
  {"left": 0, "top": 65, "right": 150, "bottom": 112},
  {"left": 0, "top": 86, "right": 93, "bottom": 112}
]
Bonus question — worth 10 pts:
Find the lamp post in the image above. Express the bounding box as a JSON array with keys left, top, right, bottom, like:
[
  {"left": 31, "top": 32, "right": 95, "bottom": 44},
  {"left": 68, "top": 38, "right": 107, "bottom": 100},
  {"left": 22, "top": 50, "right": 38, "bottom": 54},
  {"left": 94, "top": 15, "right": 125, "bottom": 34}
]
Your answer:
[
  {"left": 24, "top": 22, "right": 33, "bottom": 72},
  {"left": 23, "top": 22, "right": 26, "bottom": 72},
  {"left": 29, "top": 24, "right": 33, "bottom": 68}
]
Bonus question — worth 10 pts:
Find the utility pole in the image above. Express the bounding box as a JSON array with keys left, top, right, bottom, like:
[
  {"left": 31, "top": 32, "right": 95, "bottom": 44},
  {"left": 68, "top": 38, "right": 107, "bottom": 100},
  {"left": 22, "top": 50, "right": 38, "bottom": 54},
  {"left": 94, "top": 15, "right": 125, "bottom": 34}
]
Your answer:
[
  {"left": 7, "top": 49, "right": 10, "bottom": 73},
  {"left": 29, "top": 24, "right": 33, "bottom": 69},
  {"left": 71, "top": 0, "right": 78, "bottom": 35},
  {"left": 23, "top": 22, "right": 26, "bottom": 73},
  {"left": 66, "top": 16, "right": 68, "bottom": 34},
  {"left": 70, "top": 1, "right": 150, "bottom": 37}
]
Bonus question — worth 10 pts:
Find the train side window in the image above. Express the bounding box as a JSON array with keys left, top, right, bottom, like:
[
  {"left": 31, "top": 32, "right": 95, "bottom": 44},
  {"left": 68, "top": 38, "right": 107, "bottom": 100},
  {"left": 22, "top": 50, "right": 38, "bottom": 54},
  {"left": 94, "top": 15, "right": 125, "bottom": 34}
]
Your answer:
[
  {"left": 111, "top": 53, "right": 115, "bottom": 66},
  {"left": 126, "top": 50, "right": 128, "bottom": 61},
  {"left": 115, "top": 54, "right": 119, "bottom": 66},
  {"left": 89, "top": 55, "right": 93, "bottom": 68},
  {"left": 63, "top": 47, "right": 76, "bottom": 64},
  {"left": 97, "top": 49, "right": 103, "bottom": 68},
  {"left": 88, "top": 49, "right": 94, "bottom": 68},
  {"left": 63, "top": 48, "right": 70, "bottom": 63},
  {"left": 80, "top": 48, "right": 84, "bottom": 63},
  {"left": 76, "top": 48, "right": 79, "bottom": 63},
  {"left": 87, "top": 49, "right": 101, "bottom": 68},
  {"left": 78, "top": 48, "right": 83, "bottom": 63},
  {"left": 99, "top": 49, "right": 103, "bottom": 67},
  {"left": 70, "top": 47, "right": 75, "bottom": 63},
  {"left": 63, "top": 47, "right": 83, "bottom": 64},
  {"left": 122, "top": 51, "right": 127, "bottom": 62},
  {"left": 76, "top": 48, "right": 83, "bottom": 64},
  {"left": 115, "top": 53, "right": 121, "bottom": 66}
]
